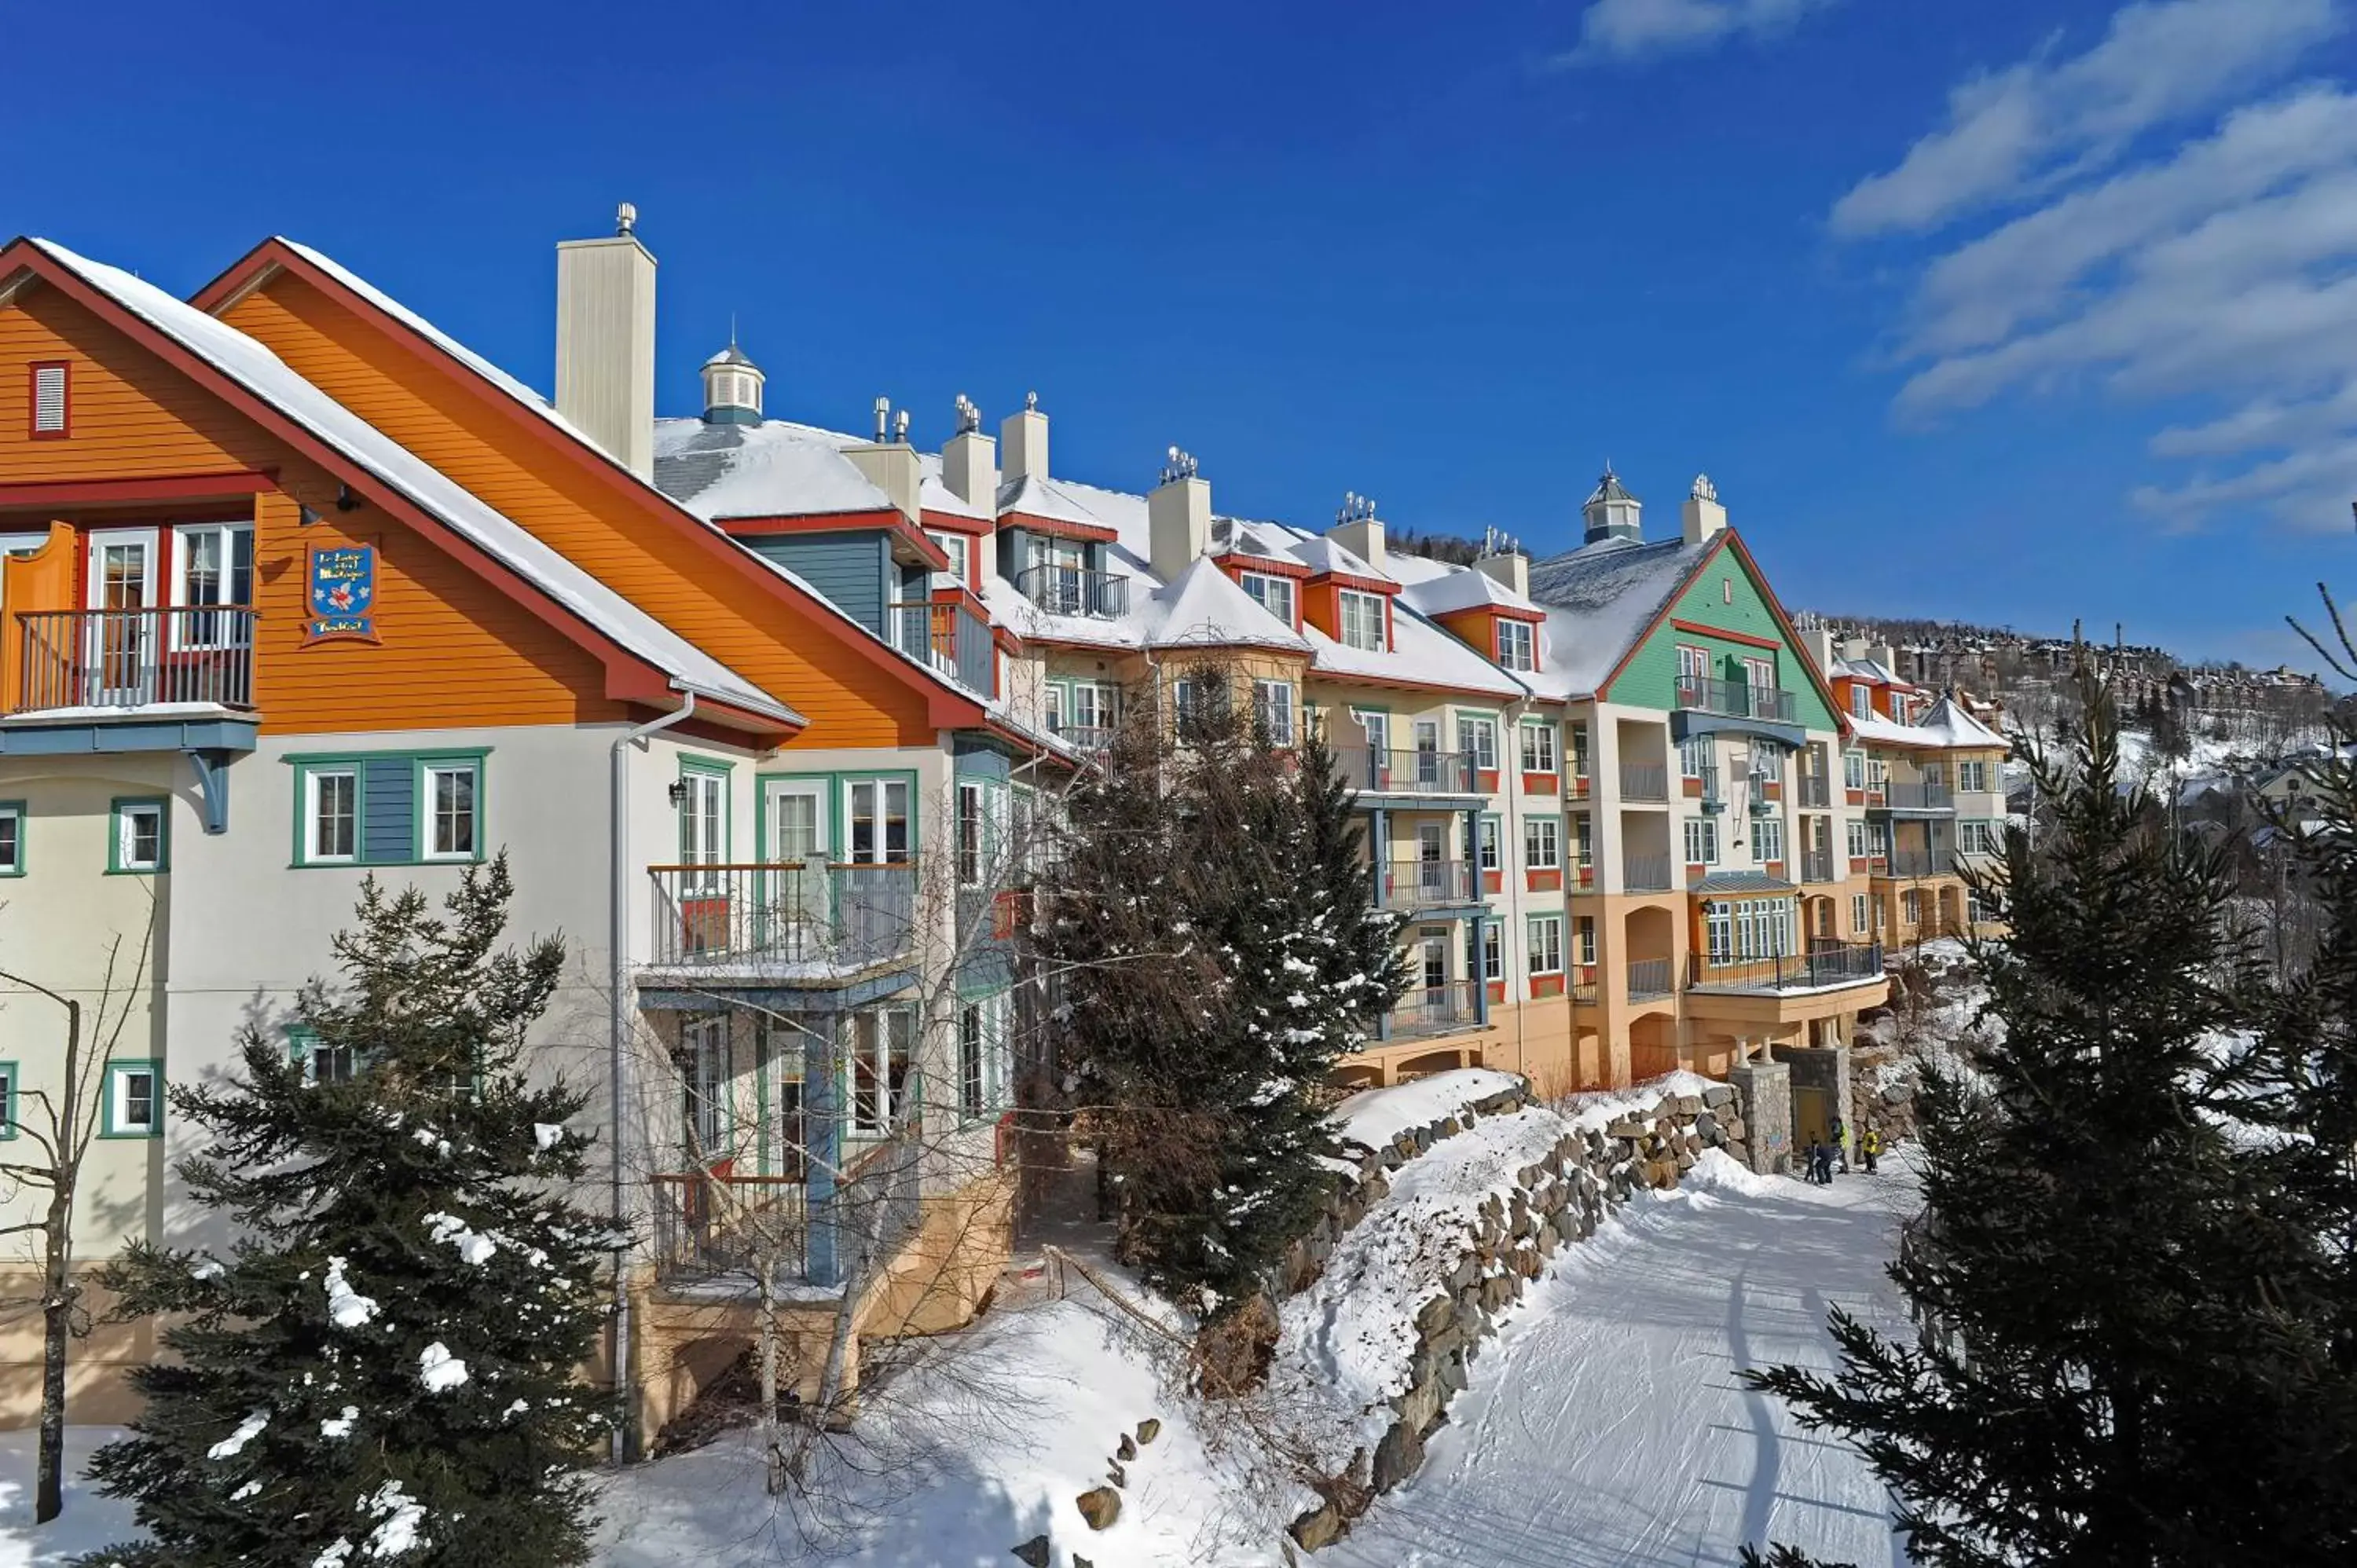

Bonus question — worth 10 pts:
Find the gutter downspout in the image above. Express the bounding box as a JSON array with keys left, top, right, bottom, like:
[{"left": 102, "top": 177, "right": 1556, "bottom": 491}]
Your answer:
[{"left": 610, "top": 689, "right": 697, "bottom": 1465}]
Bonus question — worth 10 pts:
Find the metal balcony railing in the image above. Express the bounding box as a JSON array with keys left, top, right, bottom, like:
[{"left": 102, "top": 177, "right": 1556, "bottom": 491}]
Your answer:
[
  {"left": 1626, "top": 957, "right": 1675, "bottom": 1000},
  {"left": 1796, "top": 775, "right": 1832, "bottom": 808},
  {"left": 1333, "top": 747, "right": 1478, "bottom": 796},
  {"left": 1623, "top": 853, "right": 1673, "bottom": 892},
  {"left": 889, "top": 598, "right": 994, "bottom": 692},
  {"left": 647, "top": 862, "right": 918, "bottom": 970},
  {"left": 1387, "top": 980, "right": 1481, "bottom": 1039},
  {"left": 1675, "top": 674, "right": 1798, "bottom": 724},
  {"left": 1620, "top": 763, "right": 1670, "bottom": 801},
  {"left": 1690, "top": 940, "right": 1885, "bottom": 993},
  {"left": 1380, "top": 858, "right": 1477, "bottom": 910},
  {"left": 1801, "top": 850, "right": 1838, "bottom": 884},
  {"left": 1015, "top": 564, "right": 1129, "bottom": 620},
  {"left": 1691, "top": 764, "right": 1721, "bottom": 804},
  {"left": 12, "top": 606, "right": 258, "bottom": 713},
  {"left": 651, "top": 1172, "right": 809, "bottom": 1281},
  {"left": 1878, "top": 780, "right": 1955, "bottom": 811},
  {"left": 1884, "top": 849, "right": 1956, "bottom": 878},
  {"left": 1049, "top": 723, "right": 1116, "bottom": 753}
]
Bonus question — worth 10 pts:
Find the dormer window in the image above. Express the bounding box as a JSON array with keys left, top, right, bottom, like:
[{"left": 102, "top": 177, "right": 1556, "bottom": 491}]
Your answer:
[
  {"left": 1339, "top": 589, "right": 1386, "bottom": 651},
  {"left": 1851, "top": 685, "right": 1872, "bottom": 720},
  {"left": 1496, "top": 619, "right": 1535, "bottom": 672},
  {"left": 1239, "top": 571, "right": 1296, "bottom": 628}
]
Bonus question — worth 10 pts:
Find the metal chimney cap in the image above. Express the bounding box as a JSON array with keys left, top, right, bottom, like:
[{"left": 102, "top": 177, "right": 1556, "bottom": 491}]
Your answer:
[{"left": 615, "top": 202, "right": 638, "bottom": 236}]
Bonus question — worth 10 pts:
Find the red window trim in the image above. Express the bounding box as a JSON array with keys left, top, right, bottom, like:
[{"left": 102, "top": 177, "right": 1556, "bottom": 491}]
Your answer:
[{"left": 28, "top": 361, "right": 69, "bottom": 441}]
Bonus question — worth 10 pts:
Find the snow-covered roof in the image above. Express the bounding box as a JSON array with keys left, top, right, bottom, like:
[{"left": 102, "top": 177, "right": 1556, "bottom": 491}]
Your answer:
[
  {"left": 653, "top": 417, "right": 891, "bottom": 518},
  {"left": 1136, "top": 557, "right": 1311, "bottom": 653},
  {"left": 1850, "top": 694, "right": 2005, "bottom": 753},
  {"left": 1832, "top": 655, "right": 1915, "bottom": 690},
  {"left": 1398, "top": 564, "right": 1538, "bottom": 619},
  {"left": 1523, "top": 535, "right": 1713, "bottom": 701},
  {"left": 34, "top": 239, "right": 797, "bottom": 725},
  {"left": 997, "top": 471, "right": 1113, "bottom": 531}
]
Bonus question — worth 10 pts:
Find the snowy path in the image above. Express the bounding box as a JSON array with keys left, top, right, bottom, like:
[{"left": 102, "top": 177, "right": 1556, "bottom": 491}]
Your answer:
[{"left": 1328, "top": 1163, "right": 1915, "bottom": 1568}]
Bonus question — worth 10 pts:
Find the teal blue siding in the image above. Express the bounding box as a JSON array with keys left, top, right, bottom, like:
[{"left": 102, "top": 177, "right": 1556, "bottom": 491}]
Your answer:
[
  {"left": 746, "top": 534, "right": 891, "bottom": 633},
  {"left": 362, "top": 758, "right": 413, "bottom": 863}
]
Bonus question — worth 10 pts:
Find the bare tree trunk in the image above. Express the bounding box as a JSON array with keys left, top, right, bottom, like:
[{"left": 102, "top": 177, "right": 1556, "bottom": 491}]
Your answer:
[
  {"left": 758, "top": 1251, "right": 785, "bottom": 1493},
  {"left": 34, "top": 996, "right": 81, "bottom": 1526}
]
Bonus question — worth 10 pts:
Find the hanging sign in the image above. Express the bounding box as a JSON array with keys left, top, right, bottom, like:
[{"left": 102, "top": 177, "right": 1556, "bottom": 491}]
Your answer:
[{"left": 304, "top": 545, "right": 379, "bottom": 644}]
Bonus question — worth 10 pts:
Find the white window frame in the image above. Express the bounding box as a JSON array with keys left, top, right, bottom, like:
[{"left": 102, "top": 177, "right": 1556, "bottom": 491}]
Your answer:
[
  {"left": 169, "top": 522, "right": 255, "bottom": 652},
  {"left": 845, "top": 778, "right": 912, "bottom": 863},
  {"left": 1477, "top": 815, "right": 1501, "bottom": 872},
  {"left": 1851, "top": 685, "right": 1872, "bottom": 720},
  {"left": 0, "top": 803, "right": 20, "bottom": 877},
  {"left": 1754, "top": 818, "right": 1784, "bottom": 864},
  {"left": 1959, "top": 819, "right": 1996, "bottom": 856},
  {"left": 1523, "top": 816, "right": 1560, "bottom": 870},
  {"left": 1684, "top": 816, "right": 1718, "bottom": 866},
  {"left": 115, "top": 801, "right": 166, "bottom": 873},
  {"left": 1520, "top": 722, "right": 1558, "bottom": 775},
  {"left": 1340, "top": 590, "right": 1386, "bottom": 651},
  {"left": 1252, "top": 680, "right": 1297, "bottom": 746},
  {"left": 1527, "top": 914, "right": 1564, "bottom": 976},
  {"left": 1239, "top": 572, "right": 1296, "bottom": 627},
  {"left": 1496, "top": 619, "right": 1535, "bottom": 672},
  {"left": 1457, "top": 715, "right": 1498, "bottom": 774},
  {"left": 929, "top": 531, "right": 970, "bottom": 589},
  {"left": 423, "top": 760, "right": 482, "bottom": 863},
  {"left": 847, "top": 1006, "right": 916, "bottom": 1137},
  {"left": 1847, "top": 819, "right": 1871, "bottom": 859},
  {"left": 1481, "top": 923, "right": 1504, "bottom": 983},
  {"left": 1680, "top": 735, "right": 1710, "bottom": 779},
  {"left": 1576, "top": 915, "right": 1596, "bottom": 967},
  {"left": 106, "top": 1061, "right": 162, "bottom": 1138},
  {"left": 957, "top": 781, "right": 987, "bottom": 888},
  {"left": 1852, "top": 893, "right": 1871, "bottom": 933},
  {"left": 306, "top": 767, "right": 359, "bottom": 865},
  {"left": 1958, "top": 759, "right": 1989, "bottom": 793}
]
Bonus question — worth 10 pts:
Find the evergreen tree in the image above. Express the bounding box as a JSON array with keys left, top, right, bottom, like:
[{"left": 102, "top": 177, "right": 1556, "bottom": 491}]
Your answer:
[
  {"left": 1044, "top": 662, "right": 1405, "bottom": 1314},
  {"left": 79, "top": 859, "right": 612, "bottom": 1567},
  {"left": 1743, "top": 691, "right": 2346, "bottom": 1566}
]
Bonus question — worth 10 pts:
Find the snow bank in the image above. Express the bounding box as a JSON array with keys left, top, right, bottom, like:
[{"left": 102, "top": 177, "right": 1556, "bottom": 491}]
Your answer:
[{"left": 1330, "top": 1068, "right": 1522, "bottom": 1152}]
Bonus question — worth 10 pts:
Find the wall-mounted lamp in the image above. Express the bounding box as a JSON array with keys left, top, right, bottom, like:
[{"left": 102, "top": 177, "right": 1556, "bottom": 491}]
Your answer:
[
  {"left": 665, "top": 780, "right": 690, "bottom": 808},
  {"left": 335, "top": 484, "right": 362, "bottom": 513},
  {"left": 298, "top": 504, "right": 321, "bottom": 528}
]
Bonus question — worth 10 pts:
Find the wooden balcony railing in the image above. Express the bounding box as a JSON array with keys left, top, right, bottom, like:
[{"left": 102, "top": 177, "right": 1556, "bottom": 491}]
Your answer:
[
  {"left": 647, "top": 862, "right": 917, "bottom": 969},
  {"left": 11, "top": 606, "right": 258, "bottom": 713},
  {"left": 650, "top": 1171, "right": 809, "bottom": 1281}
]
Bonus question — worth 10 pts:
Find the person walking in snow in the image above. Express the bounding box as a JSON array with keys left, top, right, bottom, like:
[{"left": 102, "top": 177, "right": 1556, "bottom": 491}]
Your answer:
[
  {"left": 1831, "top": 1116, "right": 1850, "bottom": 1174},
  {"left": 1816, "top": 1140, "right": 1836, "bottom": 1184},
  {"left": 1862, "top": 1126, "right": 1882, "bottom": 1174},
  {"left": 1804, "top": 1138, "right": 1827, "bottom": 1184}
]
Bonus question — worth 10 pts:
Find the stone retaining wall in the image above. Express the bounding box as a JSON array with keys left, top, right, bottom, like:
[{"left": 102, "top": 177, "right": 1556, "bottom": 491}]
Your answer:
[{"left": 1287, "top": 1080, "right": 1743, "bottom": 1551}]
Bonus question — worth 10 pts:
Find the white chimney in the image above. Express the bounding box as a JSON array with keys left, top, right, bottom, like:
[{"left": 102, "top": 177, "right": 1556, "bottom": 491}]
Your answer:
[
  {"left": 1474, "top": 550, "right": 1528, "bottom": 598},
  {"left": 1803, "top": 626, "right": 1838, "bottom": 676},
  {"left": 942, "top": 394, "right": 997, "bottom": 508},
  {"left": 555, "top": 205, "right": 657, "bottom": 480},
  {"left": 1002, "top": 392, "right": 1049, "bottom": 484},
  {"left": 1149, "top": 449, "right": 1210, "bottom": 582},
  {"left": 1329, "top": 495, "right": 1385, "bottom": 573},
  {"left": 1681, "top": 474, "right": 1728, "bottom": 545},
  {"left": 845, "top": 397, "right": 922, "bottom": 523}
]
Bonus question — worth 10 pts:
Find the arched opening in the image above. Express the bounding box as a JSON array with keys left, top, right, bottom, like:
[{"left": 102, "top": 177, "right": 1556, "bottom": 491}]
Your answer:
[
  {"left": 1394, "top": 1048, "right": 1469, "bottom": 1081},
  {"left": 1623, "top": 904, "right": 1676, "bottom": 1002}
]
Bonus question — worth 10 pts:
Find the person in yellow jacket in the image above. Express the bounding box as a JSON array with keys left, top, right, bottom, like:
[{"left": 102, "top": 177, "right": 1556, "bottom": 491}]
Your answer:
[{"left": 1862, "top": 1125, "right": 1883, "bottom": 1174}]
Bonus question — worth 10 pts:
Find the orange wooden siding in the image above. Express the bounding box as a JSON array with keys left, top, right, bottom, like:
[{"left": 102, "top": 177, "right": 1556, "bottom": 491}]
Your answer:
[
  {"left": 1, "top": 287, "right": 622, "bottom": 732},
  {"left": 221, "top": 275, "right": 938, "bottom": 749}
]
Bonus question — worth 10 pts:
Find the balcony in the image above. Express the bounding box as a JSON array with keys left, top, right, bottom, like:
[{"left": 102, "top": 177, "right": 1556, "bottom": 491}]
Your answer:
[
  {"left": 1387, "top": 979, "right": 1481, "bottom": 1039},
  {"left": 1333, "top": 746, "right": 1479, "bottom": 797},
  {"left": 1623, "top": 853, "right": 1673, "bottom": 892},
  {"left": 647, "top": 862, "right": 918, "bottom": 975},
  {"left": 9, "top": 606, "right": 257, "bottom": 714},
  {"left": 1882, "top": 849, "right": 1956, "bottom": 879},
  {"left": 1627, "top": 957, "right": 1675, "bottom": 1001},
  {"left": 1016, "top": 564, "right": 1129, "bottom": 620},
  {"left": 1620, "top": 763, "right": 1670, "bottom": 802},
  {"left": 1676, "top": 674, "right": 1798, "bottom": 725},
  {"left": 1690, "top": 764, "right": 1723, "bottom": 811},
  {"left": 889, "top": 597, "right": 994, "bottom": 692},
  {"left": 1875, "top": 780, "right": 1954, "bottom": 813},
  {"left": 1689, "top": 940, "right": 1885, "bottom": 995},
  {"left": 1796, "top": 775, "right": 1832, "bottom": 808},
  {"left": 1380, "top": 857, "right": 1479, "bottom": 910},
  {"left": 1800, "top": 850, "right": 1838, "bottom": 884},
  {"left": 1048, "top": 723, "right": 1116, "bottom": 754},
  {"left": 650, "top": 1125, "right": 920, "bottom": 1290}
]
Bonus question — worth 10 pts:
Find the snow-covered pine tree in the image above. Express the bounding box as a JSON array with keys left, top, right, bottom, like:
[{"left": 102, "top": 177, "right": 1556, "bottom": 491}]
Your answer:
[
  {"left": 77, "top": 858, "right": 611, "bottom": 1568},
  {"left": 1045, "top": 662, "right": 1402, "bottom": 1317},
  {"left": 1743, "top": 687, "right": 2341, "bottom": 1566}
]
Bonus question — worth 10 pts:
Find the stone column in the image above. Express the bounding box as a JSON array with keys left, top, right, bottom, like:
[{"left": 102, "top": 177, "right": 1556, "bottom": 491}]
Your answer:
[{"left": 1727, "top": 1056, "right": 1793, "bottom": 1177}]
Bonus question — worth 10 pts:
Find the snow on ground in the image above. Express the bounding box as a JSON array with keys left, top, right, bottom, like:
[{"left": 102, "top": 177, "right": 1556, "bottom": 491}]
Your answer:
[
  {"left": 1331, "top": 1068, "right": 1522, "bottom": 1152},
  {"left": 0, "top": 1427, "right": 137, "bottom": 1567},
  {"left": 1327, "top": 1156, "right": 1919, "bottom": 1568}
]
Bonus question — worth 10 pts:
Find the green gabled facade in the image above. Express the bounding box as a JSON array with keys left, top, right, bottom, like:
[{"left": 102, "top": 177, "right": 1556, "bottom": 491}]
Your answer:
[{"left": 1603, "top": 536, "right": 1839, "bottom": 733}]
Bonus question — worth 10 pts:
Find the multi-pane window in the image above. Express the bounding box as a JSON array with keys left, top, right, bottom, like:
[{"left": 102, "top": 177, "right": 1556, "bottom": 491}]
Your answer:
[
  {"left": 930, "top": 531, "right": 970, "bottom": 588},
  {"left": 1968, "top": 889, "right": 1999, "bottom": 925},
  {"left": 1847, "top": 819, "right": 1872, "bottom": 859},
  {"left": 308, "top": 769, "right": 357, "bottom": 863},
  {"left": 1458, "top": 716, "right": 1498, "bottom": 774},
  {"left": 1679, "top": 736, "right": 1710, "bottom": 779},
  {"left": 1175, "top": 674, "right": 1228, "bottom": 738},
  {"left": 682, "top": 1016, "right": 730, "bottom": 1160},
  {"left": 1958, "top": 759, "right": 1989, "bottom": 792},
  {"left": 1067, "top": 681, "right": 1117, "bottom": 740},
  {"left": 1903, "top": 888, "right": 1923, "bottom": 925},
  {"left": 1252, "top": 680, "right": 1296, "bottom": 746},
  {"left": 1481, "top": 923, "right": 1504, "bottom": 983},
  {"left": 1496, "top": 620, "right": 1535, "bottom": 671},
  {"left": 1340, "top": 590, "right": 1386, "bottom": 651},
  {"left": 1754, "top": 818, "right": 1784, "bottom": 863},
  {"left": 1524, "top": 817, "right": 1560, "bottom": 870},
  {"left": 1575, "top": 916, "right": 1596, "bottom": 967},
  {"left": 1574, "top": 813, "right": 1593, "bottom": 870},
  {"left": 1852, "top": 893, "right": 1871, "bottom": 933},
  {"left": 111, "top": 800, "right": 167, "bottom": 874},
  {"left": 1527, "top": 915, "right": 1564, "bottom": 975},
  {"left": 1677, "top": 645, "right": 1708, "bottom": 685},
  {"left": 1704, "top": 897, "right": 1797, "bottom": 963},
  {"left": 1851, "top": 685, "right": 1873, "bottom": 719},
  {"left": 847, "top": 779, "right": 911, "bottom": 862},
  {"left": 1520, "top": 724, "right": 1558, "bottom": 774},
  {"left": 958, "top": 782, "right": 985, "bottom": 886},
  {"left": 289, "top": 1026, "right": 361, "bottom": 1087},
  {"left": 1352, "top": 709, "right": 1390, "bottom": 757},
  {"left": 426, "top": 762, "right": 480, "bottom": 861},
  {"left": 1744, "top": 658, "right": 1776, "bottom": 705},
  {"left": 1958, "top": 820, "right": 1997, "bottom": 855},
  {"left": 0, "top": 803, "right": 20, "bottom": 876},
  {"left": 848, "top": 1008, "right": 915, "bottom": 1135},
  {"left": 1239, "top": 572, "right": 1296, "bottom": 626},
  {"left": 1570, "top": 724, "right": 1591, "bottom": 780},
  {"left": 959, "top": 1002, "right": 988, "bottom": 1119},
  {"left": 1843, "top": 749, "right": 1867, "bottom": 789},
  {"left": 1684, "top": 817, "right": 1718, "bottom": 865},
  {"left": 174, "top": 522, "right": 255, "bottom": 650},
  {"left": 1477, "top": 815, "right": 1501, "bottom": 872},
  {"left": 105, "top": 1061, "right": 161, "bottom": 1138}
]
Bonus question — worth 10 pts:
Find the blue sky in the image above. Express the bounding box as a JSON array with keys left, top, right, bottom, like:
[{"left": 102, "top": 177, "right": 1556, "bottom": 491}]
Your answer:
[{"left": 10, "top": 0, "right": 2357, "bottom": 667}]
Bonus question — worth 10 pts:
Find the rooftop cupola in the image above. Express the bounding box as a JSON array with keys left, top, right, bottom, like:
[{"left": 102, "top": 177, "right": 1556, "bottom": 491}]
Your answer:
[
  {"left": 700, "top": 338, "right": 764, "bottom": 427},
  {"left": 1582, "top": 464, "right": 1643, "bottom": 545}
]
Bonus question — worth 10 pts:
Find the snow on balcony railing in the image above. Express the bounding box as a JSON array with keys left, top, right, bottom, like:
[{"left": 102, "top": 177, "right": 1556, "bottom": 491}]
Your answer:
[{"left": 11, "top": 606, "right": 257, "bottom": 714}]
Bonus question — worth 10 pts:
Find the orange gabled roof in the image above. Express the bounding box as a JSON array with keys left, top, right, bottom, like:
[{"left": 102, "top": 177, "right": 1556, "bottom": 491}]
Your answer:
[
  {"left": 190, "top": 236, "right": 988, "bottom": 733},
  {"left": 1, "top": 236, "right": 799, "bottom": 741}
]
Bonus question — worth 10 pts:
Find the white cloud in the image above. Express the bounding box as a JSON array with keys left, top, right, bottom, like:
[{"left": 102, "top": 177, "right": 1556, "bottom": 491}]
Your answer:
[
  {"left": 1563, "top": 0, "right": 1840, "bottom": 65},
  {"left": 1832, "top": 0, "right": 2341, "bottom": 236},
  {"left": 1849, "top": 0, "right": 2357, "bottom": 532}
]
